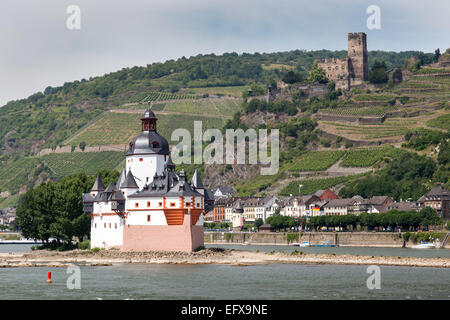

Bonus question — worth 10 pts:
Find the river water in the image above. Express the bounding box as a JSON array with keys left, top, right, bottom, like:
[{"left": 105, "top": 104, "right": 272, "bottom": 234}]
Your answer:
[{"left": 0, "top": 244, "right": 449, "bottom": 300}]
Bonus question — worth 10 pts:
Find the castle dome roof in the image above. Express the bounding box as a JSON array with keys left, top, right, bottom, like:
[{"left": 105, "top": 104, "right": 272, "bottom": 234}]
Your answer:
[
  {"left": 126, "top": 108, "right": 169, "bottom": 156},
  {"left": 126, "top": 130, "right": 169, "bottom": 155}
]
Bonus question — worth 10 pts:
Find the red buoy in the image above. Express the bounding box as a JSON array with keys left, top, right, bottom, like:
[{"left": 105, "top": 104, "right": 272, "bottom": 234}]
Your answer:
[{"left": 46, "top": 272, "right": 52, "bottom": 283}]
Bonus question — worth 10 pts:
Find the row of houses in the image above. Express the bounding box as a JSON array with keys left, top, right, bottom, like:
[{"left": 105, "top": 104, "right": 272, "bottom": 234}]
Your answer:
[
  {"left": 205, "top": 186, "right": 450, "bottom": 229},
  {"left": 0, "top": 207, "right": 16, "bottom": 226}
]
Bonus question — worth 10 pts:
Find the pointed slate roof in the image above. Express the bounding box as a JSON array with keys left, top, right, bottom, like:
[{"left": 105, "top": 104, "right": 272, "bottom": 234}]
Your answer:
[
  {"left": 191, "top": 169, "right": 204, "bottom": 189},
  {"left": 116, "top": 168, "right": 126, "bottom": 189},
  {"left": 121, "top": 170, "right": 139, "bottom": 189},
  {"left": 91, "top": 175, "right": 104, "bottom": 192},
  {"left": 104, "top": 182, "right": 115, "bottom": 193}
]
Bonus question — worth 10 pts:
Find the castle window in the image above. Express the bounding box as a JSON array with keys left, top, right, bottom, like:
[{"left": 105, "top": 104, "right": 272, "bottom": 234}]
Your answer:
[
  {"left": 109, "top": 223, "right": 111, "bottom": 228},
  {"left": 135, "top": 203, "right": 139, "bottom": 208},
  {"left": 139, "top": 158, "right": 143, "bottom": 162},
  {"left": 94, "top": 223, "right": 97, "bottom": 228},
  {"left": 158, "top": 202, "right": 162, "bottom": 207},
  {"left": 170, "top": 202, "right": 176, "bottom": 207},
  {"left": 147, "top": 215, "right": 151, "bottom": 222},
  {"left": 147, "top": 201, "right": 150, "bottom": 207},
  {"left": 115, "top": 223, "right": 117, "bottom": 229},
  {"left": 335, "top": 66, "right": 339, "bottom": 70},
  {"left": 186, "top": 202, "right": 191, "bottom": 207},
  {"left": 104, "top": 223, "right": 106, "bottom": 228}
]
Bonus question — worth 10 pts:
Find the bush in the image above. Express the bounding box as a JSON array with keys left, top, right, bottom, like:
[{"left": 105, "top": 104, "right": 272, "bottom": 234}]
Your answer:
[
  {"left": 446, "top": 221, "right": 450, "bottom": 231},
  {"left": 194, "top": 245, "right": 205, "bottom": 252},
  {"left": 286, "top": 233, "right": 299, "bottom": 243},
  {"left": 91, "top": 247, "right": 101, "bottom": 253},
  {"left": 78, "top": 240, "right": 90, "bottom": 250}
]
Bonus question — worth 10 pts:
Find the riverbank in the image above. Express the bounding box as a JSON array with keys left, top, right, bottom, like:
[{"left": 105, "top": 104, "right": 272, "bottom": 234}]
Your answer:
[
  {"left": 205, "top": 231, "right": 449, "bottom": 248},
  {"left": 1, "top": 248, "right": 449, "bottom": 268}
]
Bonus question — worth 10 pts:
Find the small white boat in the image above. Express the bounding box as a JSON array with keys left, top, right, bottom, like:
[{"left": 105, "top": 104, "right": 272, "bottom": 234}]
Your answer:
[
  {"left": 411, "top": 242, "right": 435, "bottom": 249},
  {"left": 289, "top": 242, "right": 300, "bottom": 246},
  {"left": 299, "top": 241, "right": 310, "bottom": 247}
]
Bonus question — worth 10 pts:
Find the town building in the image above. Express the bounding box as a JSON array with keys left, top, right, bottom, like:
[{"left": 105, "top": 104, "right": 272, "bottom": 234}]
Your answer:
[
  {"left": 82, "top": 106, "right": 205, "bottom": 252},
  {"left": 213, "top": 187, "right": 235, "bottom": 199},
  {"left": 314, "top": 189, "right": 338, "bottom": 201},
  {"left": 419, "top": 186, "right": 450, "bottom": 219}
]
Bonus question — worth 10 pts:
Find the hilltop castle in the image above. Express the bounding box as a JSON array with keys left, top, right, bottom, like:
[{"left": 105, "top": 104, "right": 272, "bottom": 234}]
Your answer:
[
  {"left": 317, "top": 32, "right": 369, "bottom": 90},
  {"left": 82, "top": 105, "right": 205, "bottom": 252}
]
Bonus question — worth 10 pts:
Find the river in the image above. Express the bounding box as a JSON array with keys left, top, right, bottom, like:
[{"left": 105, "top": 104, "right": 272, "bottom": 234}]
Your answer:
[{"left": 0, "top": 244, "right": 448, "bottom": 300}]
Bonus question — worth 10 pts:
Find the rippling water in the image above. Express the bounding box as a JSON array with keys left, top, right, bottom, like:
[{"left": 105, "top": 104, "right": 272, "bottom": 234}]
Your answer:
[
  {"left": 205, "top": 244, "right": 450, "bottom": 258},
  {"left": 0, "top": 264, "right": 449, "bottom": 300},
  {"left": 1, "top": 244, "right": 449, "bottom": 300}
]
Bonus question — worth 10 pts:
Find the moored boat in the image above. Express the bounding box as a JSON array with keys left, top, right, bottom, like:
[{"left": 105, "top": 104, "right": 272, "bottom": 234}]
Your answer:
[{"left": 411, "top": 242, "right": 435, "bottom": 249}]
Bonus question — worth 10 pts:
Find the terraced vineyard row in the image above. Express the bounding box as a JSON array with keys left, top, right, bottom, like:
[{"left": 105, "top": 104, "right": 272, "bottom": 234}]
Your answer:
[
  {"left": 280, "top": 174, "right": 363, "bottom": 196},
  {"left": 321, "top": 106, "right": 389, "bottom": 116},
  {"left": 145, "top": 92, "right": 201, "bottom": 102},
  {"left": 40, "top": 151, "right": 124, "bottom": 178},
  {"left": 426, "top": 113, "right": 450, "bottom": 131},
  {"left": 324, "top": 122, "right": 409, "bottom": 139},
  {"left": 290, "top": 151, "right": 345, "bottom": 171}
]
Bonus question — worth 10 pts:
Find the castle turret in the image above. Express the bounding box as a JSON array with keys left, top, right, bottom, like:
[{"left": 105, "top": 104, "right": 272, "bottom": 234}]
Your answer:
[
  {"left": 91, "top": 174, "right": 104, "bottom": 197},
  {"left": 116, "top": 168, "right": 126, "bottom": 190},
  {"left": 191, "top": 169, "right": 205, "bottom": 196},
  {"left": 348, "top": 32, "right": 368, "bottom": 81},
  {"left": 121, "top": 170, "right": 139, "bottom": 197},
  {"left": 125, "top": 102, "right": 170, "bottom": 189}
]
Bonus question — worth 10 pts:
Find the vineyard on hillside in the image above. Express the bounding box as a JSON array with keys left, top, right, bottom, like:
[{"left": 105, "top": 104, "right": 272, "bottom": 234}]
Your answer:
[
  {"left": 340, "top": 146, "right": 407, "bottom": 167},
  {"left": 0, "top": 158, "right": 39, "bottom": 195},
  {"left": 66, "top": 111, "right": 226, "bottom": 146},
  {"left": 280, "top": 174, "right": 364, "bottom": 196},
  {"left": 290, "top": 151, "right": 345, "bottom": 171},
  {"left": 40, "top": 151, "right": 124, "bottom": 178}
]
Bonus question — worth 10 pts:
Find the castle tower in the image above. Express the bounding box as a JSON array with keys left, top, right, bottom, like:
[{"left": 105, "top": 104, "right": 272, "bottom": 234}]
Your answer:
[
  {"left": 125, "top": 103, "right": 170, "bottom": 189},
  {"left": 348, "top": 32, "right": 368, "bottom": 81}
]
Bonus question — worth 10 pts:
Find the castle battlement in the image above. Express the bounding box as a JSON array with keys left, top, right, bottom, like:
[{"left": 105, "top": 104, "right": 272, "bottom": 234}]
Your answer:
[{"left": 317, "top": 32, "right": 368, "bottom": 90}]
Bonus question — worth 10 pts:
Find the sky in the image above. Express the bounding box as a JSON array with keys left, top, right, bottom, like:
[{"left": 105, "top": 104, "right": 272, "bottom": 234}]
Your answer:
[{"left": 1, "top": 0, "right": 449, "bottom": 106}]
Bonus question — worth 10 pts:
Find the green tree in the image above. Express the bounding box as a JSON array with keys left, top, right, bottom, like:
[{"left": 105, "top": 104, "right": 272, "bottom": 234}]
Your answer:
[
  {"left": 282, "top": 71, "right": 303, "bottom": 84},
  {"left": 255, "top": 218, "right": 264, "bottom": 230},
  {"left": 434, "top": 48, "right": 441, "bottom": 62},
  {"left": 307, "top": 61, "right": 328, "bottom": 84},
  {"left": 368, "top": 60, "right": 388, "bottom": 83}
]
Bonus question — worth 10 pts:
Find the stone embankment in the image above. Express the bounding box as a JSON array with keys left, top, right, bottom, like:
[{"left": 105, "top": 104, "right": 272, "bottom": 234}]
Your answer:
[
  {"left": 0, "top": 248, "right": 449, "bottom": 268},
  {"left": 206, "top": 232, "right": 411, "bottom": 247}
]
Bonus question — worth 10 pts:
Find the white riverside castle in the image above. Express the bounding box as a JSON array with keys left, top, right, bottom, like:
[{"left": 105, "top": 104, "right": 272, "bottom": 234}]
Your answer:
[{"left": 82, "top": 105, "right": 206, "bottom": 251}]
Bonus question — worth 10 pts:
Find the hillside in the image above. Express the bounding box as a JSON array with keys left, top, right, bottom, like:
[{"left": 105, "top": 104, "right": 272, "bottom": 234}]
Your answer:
[{"left": 0, "top": 48, "right": 448, "bottom": 209}]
